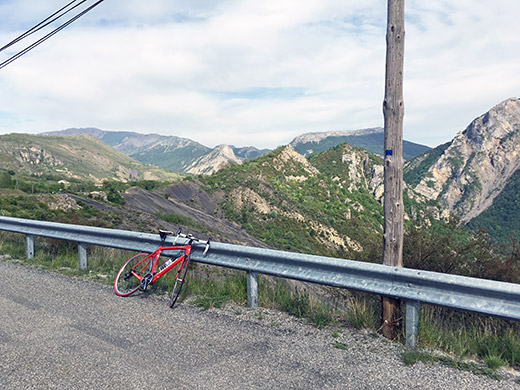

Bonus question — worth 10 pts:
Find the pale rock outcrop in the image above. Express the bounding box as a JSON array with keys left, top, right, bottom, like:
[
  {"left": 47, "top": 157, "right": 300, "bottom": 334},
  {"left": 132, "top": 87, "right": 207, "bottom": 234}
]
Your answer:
[
  {"left": 411, "top": 98, "right": 520, "bottom": 221},
  {"left": 185, "top": 144, "right": 242, "bottom": 175}
]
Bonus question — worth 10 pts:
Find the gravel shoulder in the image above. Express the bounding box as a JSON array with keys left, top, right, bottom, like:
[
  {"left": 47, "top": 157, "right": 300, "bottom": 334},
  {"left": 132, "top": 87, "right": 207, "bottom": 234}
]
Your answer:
[{"left": 1, "top": 259, "right": 519, "bottom": 389}]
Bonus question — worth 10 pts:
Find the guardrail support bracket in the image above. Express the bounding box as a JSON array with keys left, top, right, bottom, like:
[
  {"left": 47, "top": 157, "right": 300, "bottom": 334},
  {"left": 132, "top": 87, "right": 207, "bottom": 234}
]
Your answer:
[
  {"left": 247, "top": 271, "right": 258, "bottom": 308},
  {"left": 78, "top": 242, "right": 87, "bottom": 270},
  {"left": 405, "top": 300, "right": 419, "bottom": 348},
  {"left": 25, "top": 234, "right": 34, "bottom": 259}
]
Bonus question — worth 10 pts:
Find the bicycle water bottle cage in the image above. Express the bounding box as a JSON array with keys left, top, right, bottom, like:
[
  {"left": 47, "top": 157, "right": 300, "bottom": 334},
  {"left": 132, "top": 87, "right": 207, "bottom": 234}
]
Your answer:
[
  {"left": 203, "top": 238, "right": 211, "bottom": 256},
  {"left": 173, "top": 228, "right": 182, "bottom": 245},
  {"left": 139, "top": 272, "right": 153, "bottom": 291}
]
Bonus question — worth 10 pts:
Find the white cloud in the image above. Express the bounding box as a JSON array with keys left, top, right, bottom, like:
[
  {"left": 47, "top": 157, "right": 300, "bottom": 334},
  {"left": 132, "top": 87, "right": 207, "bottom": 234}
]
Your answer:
[
  {"left": 402, "top": 0, "right": 520, "bottom": 144},
  {"left": 0, "top": 0, "right": 518, "bottom": 149}
]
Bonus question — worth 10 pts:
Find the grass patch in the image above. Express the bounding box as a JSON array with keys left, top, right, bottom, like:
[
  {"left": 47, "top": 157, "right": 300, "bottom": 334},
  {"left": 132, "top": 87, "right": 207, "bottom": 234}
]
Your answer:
[
  {"left": 417, "top": 305, "right": 520, "bottom": 368},
  {"left": 483, "top": 355, "right": 505, "bottom": 370},
  {"left": 346, "top": 296, "right": 378, "bottom": 330},
  {"left": 402, "top": 349, "right": 500, "bottom": 380},
  {"left": 258, "top": 278, "right": 335, "bottom": 328},
  {"left": 180, "top": 268, "right": 248, "bottom": 309},
  {"left": 402, "top": 350, "right": 436, "bottom": 365},
  {"left": 280, "top": 289, "right": 310, "bottom": 318},
  {"left": 0, "top": 232, "right": 26, "bottom": 259},
  {"left": 310, "top": 305, "right": 333, "bottom": 328},
  {"left": 333, "top": 341, "right": 348, "bottom": 350}
]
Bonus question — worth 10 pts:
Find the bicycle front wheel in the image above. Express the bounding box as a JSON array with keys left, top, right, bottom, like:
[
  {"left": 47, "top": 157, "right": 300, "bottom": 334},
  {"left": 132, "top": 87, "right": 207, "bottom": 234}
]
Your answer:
[
  {"left": 114, "top": 253, "right": 152, "bottom": 296},
  {"left": 169, "top": 256, "right": 190, "bottom": 308}
]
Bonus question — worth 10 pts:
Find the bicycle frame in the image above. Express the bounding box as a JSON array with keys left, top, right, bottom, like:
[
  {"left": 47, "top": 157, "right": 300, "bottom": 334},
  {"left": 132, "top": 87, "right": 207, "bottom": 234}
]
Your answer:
[{"left": 130, "top": 244, "right": 192, "bottom": 285}]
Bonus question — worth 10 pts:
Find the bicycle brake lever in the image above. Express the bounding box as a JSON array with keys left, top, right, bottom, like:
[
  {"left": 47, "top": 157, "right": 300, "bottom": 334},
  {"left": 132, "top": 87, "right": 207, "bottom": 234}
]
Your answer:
[{"left": 203, "top": 238, "right": 211, "bottom": 256}]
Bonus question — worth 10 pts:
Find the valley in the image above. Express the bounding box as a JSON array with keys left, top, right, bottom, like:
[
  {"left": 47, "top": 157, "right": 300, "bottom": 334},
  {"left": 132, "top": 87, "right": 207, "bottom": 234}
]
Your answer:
[{"left": 1, "top": 97, "right": 520, "bottom": 252}]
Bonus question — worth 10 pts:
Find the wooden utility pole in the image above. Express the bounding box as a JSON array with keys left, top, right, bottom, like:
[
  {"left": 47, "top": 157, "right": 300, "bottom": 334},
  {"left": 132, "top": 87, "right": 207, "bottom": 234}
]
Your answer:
[{"left": 382, "top": 0, "right": 405, "bottom": 340}]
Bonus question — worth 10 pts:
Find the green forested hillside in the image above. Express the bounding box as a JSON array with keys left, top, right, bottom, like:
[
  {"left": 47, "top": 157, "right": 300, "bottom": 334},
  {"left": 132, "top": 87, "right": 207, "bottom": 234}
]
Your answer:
[
  {"left": 198, "top": 144, "right": 384, "bottom": 259},
  {"left": 403, "top": 142, "right": 450, "bottom": 187},
  {"left": 466, "top": 168, "right": 520, "bottom": 242},
  {"left": 0, "top": 133, "right": 180, "bottom": 183},
  {"left": 129, "top": 142, "right": 210, "bottom": 172}
]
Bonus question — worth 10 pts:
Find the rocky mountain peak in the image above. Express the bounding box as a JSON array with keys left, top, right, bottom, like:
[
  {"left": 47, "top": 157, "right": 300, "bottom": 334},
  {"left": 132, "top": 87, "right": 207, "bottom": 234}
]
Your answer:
[
  {"left": 273, "top": 145, "right": 319, "bottom": 176},
  {"left": 213, "top": 144, "right": 240, "bottom": 158},
  {"left": 410, "top": 97, "right": 520, "bottom": 221},
  {"left": 458, "top": 97, "right": 520, "bottom": 150},
  {"left": 184, "top": 144, "right": 242, "bottom": 175}
]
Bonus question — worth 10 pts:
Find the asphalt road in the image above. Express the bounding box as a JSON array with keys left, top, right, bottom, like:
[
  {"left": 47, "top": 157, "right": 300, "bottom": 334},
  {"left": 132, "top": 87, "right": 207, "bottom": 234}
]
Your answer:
[{"left": 1, "top": 259, "right": 518, "bottom": 389}]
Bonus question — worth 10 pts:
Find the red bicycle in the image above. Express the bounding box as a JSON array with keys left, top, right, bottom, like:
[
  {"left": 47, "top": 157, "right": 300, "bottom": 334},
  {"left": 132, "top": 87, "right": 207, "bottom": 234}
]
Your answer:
[{"left": 114, "top": 229, "right": 210, "bottom": 308}]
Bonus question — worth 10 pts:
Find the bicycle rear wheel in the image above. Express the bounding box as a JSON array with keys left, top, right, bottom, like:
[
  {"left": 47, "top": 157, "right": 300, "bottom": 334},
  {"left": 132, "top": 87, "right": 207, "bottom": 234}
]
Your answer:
[
  {"left": 114, "top": 253, "right": 152, "bottom": 296},
  {"left": 169, "top": 255, "right": 190, "bottom": 308}
]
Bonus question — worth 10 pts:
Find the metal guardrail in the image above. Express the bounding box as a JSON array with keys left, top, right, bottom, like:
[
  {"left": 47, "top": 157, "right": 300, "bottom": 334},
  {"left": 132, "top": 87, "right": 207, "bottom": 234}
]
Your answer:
[{"left": 1, "top": 215, "right": 519, "bottom": 348}]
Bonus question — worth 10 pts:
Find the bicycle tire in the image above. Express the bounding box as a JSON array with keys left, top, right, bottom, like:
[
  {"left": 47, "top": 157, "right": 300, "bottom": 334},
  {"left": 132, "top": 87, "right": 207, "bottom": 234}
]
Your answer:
[
  {"left": 114, "top": 253, "right": 152, "bottom": 296},
  {"left": 169, "top": 255, "right": 190, "bottom": 308}
]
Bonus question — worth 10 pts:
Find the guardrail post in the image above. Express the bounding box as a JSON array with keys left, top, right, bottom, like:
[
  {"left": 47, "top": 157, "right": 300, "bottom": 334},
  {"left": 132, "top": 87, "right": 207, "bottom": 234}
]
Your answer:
[
  {"left": 247, "top": 271, "right": 258, "bottom": 308},
  {"left": 78, "top": 242, "right": 87, "bottom": 270},
  {"left": 25, "top": 234, "right": 34, "bottom": 259},
  {"left": 405, "top": 300, "right": 419, "bottom": 348}
]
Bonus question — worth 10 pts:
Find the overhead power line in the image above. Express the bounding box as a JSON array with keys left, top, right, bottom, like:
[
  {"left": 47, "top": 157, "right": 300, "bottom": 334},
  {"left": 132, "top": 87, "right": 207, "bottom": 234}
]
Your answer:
[
  {"left": 0, "top": 0, "right": 88, "bottom": 53},
  {"left": 0, "top": 0, "right": 106, "bottom": 70}
]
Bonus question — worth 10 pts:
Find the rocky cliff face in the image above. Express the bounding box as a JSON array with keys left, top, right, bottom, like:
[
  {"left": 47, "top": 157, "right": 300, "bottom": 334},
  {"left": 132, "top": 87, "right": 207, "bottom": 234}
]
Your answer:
[
  {"left": 185, "top": 144, "right": 243, "bottom": 175},
  {"left": 408, "top": 98, "right": 520, "bottom": 222},
  {"left": 290, "top": 128, "right": 383, "bottom": 147}
]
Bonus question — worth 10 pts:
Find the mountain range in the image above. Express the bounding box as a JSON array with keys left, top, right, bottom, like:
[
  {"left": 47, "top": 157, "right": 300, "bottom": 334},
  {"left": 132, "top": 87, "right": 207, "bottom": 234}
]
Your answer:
[
  {"left": 289, "top": 127, "right": 431, "bottom": 160},
  {"left": 42, "top": 127, "right": 430, "bottom": 175},
  {"left": 42, "top": 128, "right": 270, "bottom": 175},
  {"left": 2, "top": 97, "right": 519, "bottom": 246},
  {"left": 189, "top": 97, "right": 520, "bottom": 246}
]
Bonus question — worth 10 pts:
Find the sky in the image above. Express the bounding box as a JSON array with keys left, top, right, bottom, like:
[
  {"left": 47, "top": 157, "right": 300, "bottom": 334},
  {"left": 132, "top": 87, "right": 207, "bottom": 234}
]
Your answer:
[{"left": 0, "top": 0, "right": 518, "bottom": 149}]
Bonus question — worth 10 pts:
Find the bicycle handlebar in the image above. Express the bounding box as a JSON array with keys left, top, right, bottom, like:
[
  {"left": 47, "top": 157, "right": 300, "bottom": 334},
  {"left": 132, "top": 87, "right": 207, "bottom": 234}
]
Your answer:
[{"left": 158, "top": 229, "right": 211, "bottom": 256}]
